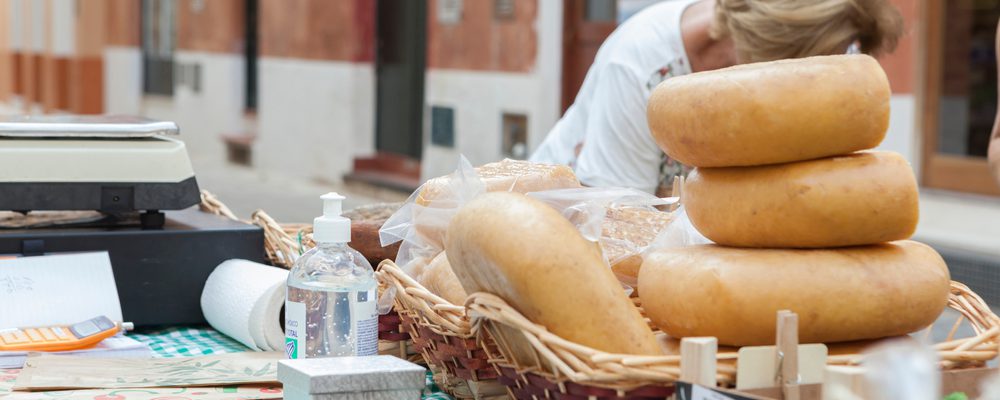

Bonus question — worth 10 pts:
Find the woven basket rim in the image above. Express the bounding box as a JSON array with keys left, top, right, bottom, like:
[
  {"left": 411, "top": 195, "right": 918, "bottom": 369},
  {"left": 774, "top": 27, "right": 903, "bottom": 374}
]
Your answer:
[
  {"left": 376, "top": 260, "right": 471, "bottom": 337},
  {"left": 466, "top": 280, "right": 1000, "bottom": 389}
]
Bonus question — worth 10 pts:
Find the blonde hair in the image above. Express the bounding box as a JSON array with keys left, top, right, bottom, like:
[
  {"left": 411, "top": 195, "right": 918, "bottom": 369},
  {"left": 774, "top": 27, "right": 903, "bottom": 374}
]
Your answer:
[{"left": 712, "top": 0, "right": 904, "bottom": 62}]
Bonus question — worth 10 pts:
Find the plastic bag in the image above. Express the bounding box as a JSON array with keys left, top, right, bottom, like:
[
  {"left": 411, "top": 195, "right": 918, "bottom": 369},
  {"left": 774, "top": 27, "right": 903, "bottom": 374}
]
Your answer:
[
  {"left": 861, "top": 339, "right": 941, "bottom": 400},
  {"left": 644, "top": 204, "right": 712, "bottom": 251},
  {"left": 527, "top": 187, "right": 669, "bottom": 241},
  {"left": 528, "top": 187, "right": 677, "bottom": 289},
  {"left": 377, "top": 156, "right": 485, "bottom": 312}
]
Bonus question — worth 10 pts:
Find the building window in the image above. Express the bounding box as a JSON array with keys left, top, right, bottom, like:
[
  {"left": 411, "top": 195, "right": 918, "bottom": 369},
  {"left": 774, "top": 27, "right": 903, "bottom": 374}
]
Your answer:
[
  {"left": 584, "top": 0, "right": 616, "bottom": 22},
  {"left": 922, "top": 0, "right": 1000, "bottom": 196},
  {"left": 142, "top": 0, "right": 174, "bottom": 96},
  {"left": 502, "top": 113, "right": 528, "bottom": 159}
]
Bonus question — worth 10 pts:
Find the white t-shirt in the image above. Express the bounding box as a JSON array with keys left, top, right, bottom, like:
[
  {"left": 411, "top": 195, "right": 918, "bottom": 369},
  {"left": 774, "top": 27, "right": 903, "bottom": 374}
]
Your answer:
[{"left": 530, "top": 0, "right": 698, "bottom": 194}]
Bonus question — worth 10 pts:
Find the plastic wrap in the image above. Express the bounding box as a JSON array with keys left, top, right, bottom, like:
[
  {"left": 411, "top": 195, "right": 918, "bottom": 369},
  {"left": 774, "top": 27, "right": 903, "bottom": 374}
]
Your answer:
[
  {"left": 377, "top": 156, "right": 483, "bottom": 312},
  {"left": 862, "top": 339, "right": 941, "bottom": 400},
  {"left": 379, "top": 157, "right": 681, "bottom": 308},
  {"left": 528, "top": 187, "right": 677, "bottom": 288},
  {"left": 645, "top": 204, "right": 713, "bottom": 250}
]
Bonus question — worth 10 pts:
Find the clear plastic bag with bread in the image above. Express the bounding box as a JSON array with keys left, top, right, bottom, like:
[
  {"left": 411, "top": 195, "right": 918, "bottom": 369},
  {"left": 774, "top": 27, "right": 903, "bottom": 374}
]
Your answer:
[
  {"left": 378, "top": 155, "right": 691, "bottom": 308},
  {"left": 526, "top": 186, "right": 681, "bottom": 288},
  {"left": 377, "top": 156, "right": 582, "bottom": 311}
]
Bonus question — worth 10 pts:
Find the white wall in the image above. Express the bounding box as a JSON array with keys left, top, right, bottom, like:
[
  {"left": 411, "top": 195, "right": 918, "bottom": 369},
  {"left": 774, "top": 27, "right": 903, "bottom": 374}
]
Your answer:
[
  {"left": 164, "top": 50, "right": 246, "bottom": 158},
  {"left": 255, "top": 57, "right": 376, "bottom": 184},
  {"left": 49, "top": 0, "right": 73, "bottom": 56},
  {"left": 877, "top": 95, "right": 920, "bottom": 176},
  {"left": 423, "top": 71, "right": 553, "bottom": 178},
  {"left": 103, "top": 46, "right": 142, "bottom": 115},
  {"left": 9, "top": 0, "right": 22, "bottom": 51},
  {"left": 421, "top": 0, "right": 563, "bottom": 179}
]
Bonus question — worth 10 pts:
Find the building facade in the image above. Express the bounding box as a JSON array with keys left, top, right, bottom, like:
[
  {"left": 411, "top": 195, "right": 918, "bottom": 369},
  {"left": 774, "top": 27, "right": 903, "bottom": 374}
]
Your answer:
[{"left": 0, "top": 0, "right": 998, "bottom": 260}]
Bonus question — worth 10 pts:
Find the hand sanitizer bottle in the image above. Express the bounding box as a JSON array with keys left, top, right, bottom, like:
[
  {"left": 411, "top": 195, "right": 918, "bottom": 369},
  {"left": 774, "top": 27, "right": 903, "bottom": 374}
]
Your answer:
[{"left": 285, "top": 193, "right": 378, "bottom": 359}]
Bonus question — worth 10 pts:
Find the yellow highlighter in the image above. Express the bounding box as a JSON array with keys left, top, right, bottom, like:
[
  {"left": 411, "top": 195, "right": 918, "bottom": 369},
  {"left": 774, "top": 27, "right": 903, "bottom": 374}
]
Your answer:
[{"left": 0, "top": 316, "right": 133, "bottom": 352}]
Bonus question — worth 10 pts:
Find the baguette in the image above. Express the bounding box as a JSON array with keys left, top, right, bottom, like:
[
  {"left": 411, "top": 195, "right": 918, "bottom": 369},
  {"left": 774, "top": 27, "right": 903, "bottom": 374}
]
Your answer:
[{"left": 446, "top": 192, "right": 661, "bottom": 356}]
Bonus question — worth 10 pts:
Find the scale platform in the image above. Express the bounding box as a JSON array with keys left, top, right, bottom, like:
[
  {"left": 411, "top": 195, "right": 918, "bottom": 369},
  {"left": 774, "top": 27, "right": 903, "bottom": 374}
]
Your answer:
[{"left": 0, "top": 116, "right": 201, "bottom": 228}]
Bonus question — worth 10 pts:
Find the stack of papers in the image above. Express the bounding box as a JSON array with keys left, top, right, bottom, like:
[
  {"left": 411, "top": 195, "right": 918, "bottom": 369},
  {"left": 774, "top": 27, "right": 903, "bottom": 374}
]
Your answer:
[
  {"left": 0, "top": 335, "right": 152, "bottom": 368},
  {"left": 0, "top": 252, "right": 151, "bottom": 367}
]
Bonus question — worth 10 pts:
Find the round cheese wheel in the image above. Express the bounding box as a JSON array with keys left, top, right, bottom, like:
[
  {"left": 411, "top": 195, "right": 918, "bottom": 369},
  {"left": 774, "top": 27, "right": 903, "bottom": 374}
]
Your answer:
[
  {"left": 446, "top": 192, "right": 661, "bottom": 356},
  {"left": 638, "top": 241, "right": 950, "bottom": 346},
  {"left": 648, "top": 54, "right": 890, "bottom": 168},
  {"left": 684, "top": 151, "right": 918, "bottom": 248}
]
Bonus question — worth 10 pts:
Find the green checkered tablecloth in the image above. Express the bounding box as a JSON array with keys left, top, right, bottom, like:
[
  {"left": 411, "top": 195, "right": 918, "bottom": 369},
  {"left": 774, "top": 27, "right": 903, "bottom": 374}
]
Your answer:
[
  {"left": 130, "top": 327, "right": 249, "bottom": 357},
  {"left": 131, "top": 326, "right": 454, "bottom": 399}
]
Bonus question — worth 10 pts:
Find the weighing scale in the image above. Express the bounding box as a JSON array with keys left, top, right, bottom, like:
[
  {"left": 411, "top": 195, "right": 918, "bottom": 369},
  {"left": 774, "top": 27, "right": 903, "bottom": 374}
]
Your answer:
[
  {"left": 0, "top": 116, "right": 200, "bottom": 228},
  {"left": 0, "top": 116, "right": 266, "bottom": 326}
]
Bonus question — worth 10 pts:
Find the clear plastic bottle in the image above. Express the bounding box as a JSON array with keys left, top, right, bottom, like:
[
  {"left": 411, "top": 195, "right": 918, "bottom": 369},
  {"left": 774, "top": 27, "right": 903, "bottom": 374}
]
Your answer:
[{"left": 284, "top": 193, "right": 378, "bottom": 359}]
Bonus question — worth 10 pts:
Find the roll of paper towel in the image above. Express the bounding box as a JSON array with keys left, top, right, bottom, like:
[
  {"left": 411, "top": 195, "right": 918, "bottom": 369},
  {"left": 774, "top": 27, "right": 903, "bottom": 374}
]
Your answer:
[{"left": 201, "top": 259, "right": 288, "bottom": 351}]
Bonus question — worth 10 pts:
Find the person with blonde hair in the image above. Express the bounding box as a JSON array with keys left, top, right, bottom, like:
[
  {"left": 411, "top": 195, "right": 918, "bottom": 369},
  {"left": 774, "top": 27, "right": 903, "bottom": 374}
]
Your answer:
[{"left": 531, "top": 0, "right": 904, "bottom": 194}]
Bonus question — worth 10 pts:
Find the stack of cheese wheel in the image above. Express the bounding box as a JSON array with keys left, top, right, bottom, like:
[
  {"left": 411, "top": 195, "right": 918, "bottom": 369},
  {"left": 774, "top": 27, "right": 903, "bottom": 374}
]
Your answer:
[{"left": 639, "top": 54, "right": 952, "bottom": 346}]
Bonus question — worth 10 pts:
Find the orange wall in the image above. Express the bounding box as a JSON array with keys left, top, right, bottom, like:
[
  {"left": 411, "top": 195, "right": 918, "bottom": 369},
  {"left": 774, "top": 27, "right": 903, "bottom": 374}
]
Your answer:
[
  {"left": 0, "top": 0, "right": 10, "bottom": 101},
  {"left": 70, "top": 0, "right": 106, "bottom": 114},
  {"left": 426, "top": 0, "right": 538, "bottom": 73},
  {"left": 106, "top": 0, "right": 140, "bottom": 47},
  {"left": 877, "top": 0, "right": 918, "bottom": 95},
  {"left": 176, "top": 0, "right": 245, "bottom": 53},
  {"left": 259, "top": 0, "right": 375, "bottom": 62}
]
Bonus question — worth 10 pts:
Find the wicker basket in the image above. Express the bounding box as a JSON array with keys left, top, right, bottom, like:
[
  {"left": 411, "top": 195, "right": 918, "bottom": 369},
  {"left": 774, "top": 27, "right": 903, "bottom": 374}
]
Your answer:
[
  {"left": 377, "top": 260, "right": 508, "bottom": 399},
  {"left": 199, "top": 191, "right": 419, "bottom": 362},
  {"left": 465, "top": 281, "right": 1000, "bottom": 399}
]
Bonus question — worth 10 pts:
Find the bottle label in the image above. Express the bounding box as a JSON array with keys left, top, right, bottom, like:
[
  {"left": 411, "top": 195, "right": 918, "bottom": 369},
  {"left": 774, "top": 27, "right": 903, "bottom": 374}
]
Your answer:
[
  {"left": 284, "top": 300, "right": 306, "bottom": 359},
  {"left": 353, "top": 288, "right": 379, "bottom": 356}
]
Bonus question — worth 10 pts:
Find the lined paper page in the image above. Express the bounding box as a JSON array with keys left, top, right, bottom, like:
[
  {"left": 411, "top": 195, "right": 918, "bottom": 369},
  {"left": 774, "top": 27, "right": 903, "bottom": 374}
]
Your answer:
[{"left": 0, "top": 252, "right": 123, "bottom": 328}]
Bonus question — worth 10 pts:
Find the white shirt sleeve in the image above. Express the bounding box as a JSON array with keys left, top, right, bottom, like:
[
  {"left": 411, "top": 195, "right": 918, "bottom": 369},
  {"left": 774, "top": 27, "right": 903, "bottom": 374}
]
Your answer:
[{"left": 574, "top": 63, "right": 662, "bottom": 194}]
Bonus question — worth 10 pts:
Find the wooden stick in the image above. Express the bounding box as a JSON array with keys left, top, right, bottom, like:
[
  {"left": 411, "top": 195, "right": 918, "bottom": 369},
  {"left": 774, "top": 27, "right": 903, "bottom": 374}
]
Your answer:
[
  {"left": 681, "top": 337, "right": 718, "bottom": 387},
  {"left": 777, "top": 310, "right": 800, "bottom": 400}
]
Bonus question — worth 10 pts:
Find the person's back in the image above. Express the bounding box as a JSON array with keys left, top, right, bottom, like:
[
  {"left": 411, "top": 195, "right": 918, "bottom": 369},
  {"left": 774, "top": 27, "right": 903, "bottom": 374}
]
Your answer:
[{"left": 531, "top": 0, "right": 697, "bottom": 193}]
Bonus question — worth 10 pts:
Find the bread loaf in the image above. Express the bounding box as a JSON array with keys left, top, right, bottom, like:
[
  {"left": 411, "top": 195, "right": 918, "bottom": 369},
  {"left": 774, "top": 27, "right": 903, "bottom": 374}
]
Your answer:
[
  {"left": 648, "top": 55, "right": 890, "bottom": 167},
  {"left": 344, "top": 203, "right": 402, "bottom": 266},
  {"left": 416, "top": 159, "right": 580, "bottom": 206},
  {"left": 600, "top": 206, "right": 675, "bottom": 284},
  {"left": 684, "top": 151, "right": 918, "bottom": 248},
  {"left": 416, "top": 252, "right": 468, "bottom": 305},
  {"left": 638, "top": 241, "right": 950, "bottom": 346},
  {"left": 446, "top": 192, "right": 661, "bottom": 355}
]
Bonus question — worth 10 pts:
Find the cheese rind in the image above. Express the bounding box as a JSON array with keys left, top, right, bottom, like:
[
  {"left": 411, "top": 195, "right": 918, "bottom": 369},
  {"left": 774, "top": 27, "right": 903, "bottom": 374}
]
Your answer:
[
  {"left": 446, "top": 192, "right": 661, "bottom": 356},
  {"left": 638, "top": 241, "right": 950, "bottom": 346},
  {"left": 684, "top": 151, "right": 919, "bottom": 248},
  {"left": 648, "top": 54, "right": 890, "bottom": 167}
]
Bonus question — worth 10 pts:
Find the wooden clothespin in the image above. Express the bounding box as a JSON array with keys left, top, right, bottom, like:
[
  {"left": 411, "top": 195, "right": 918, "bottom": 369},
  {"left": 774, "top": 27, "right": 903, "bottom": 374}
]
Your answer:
[
  {"left": 681, "top": 337, "right": 718, "bottom": 387},
  {"left": 776, "top": 310, "right": 801, "bottom": 400}
]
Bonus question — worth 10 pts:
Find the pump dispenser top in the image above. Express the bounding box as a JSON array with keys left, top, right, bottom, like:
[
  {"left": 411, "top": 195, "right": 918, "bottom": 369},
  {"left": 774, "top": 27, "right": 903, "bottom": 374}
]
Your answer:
[{"left": 313, "top": 192, "right": 350, "bottom": 244}]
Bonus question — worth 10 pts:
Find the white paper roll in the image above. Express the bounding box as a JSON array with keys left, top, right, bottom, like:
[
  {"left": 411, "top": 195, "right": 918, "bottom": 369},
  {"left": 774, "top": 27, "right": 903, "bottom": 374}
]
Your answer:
[{"left": 201, "top": 259, "right": 288, "bottom": 351}]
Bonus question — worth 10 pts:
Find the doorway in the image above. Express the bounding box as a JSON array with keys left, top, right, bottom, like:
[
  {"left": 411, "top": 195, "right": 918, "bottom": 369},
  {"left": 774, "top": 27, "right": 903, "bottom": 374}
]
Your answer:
[
  {"left": 561, "top": 0, "right": 618, "bottom": 113},
  {"left": 375, "top": 0, "right": 427, "bottom": 160}
]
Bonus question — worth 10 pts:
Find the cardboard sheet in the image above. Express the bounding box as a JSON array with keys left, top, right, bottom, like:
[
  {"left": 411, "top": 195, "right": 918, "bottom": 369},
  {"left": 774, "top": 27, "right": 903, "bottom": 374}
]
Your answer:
[{"left": 13, "top": 352, "right": 281, "bottom": 391}]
